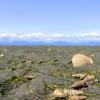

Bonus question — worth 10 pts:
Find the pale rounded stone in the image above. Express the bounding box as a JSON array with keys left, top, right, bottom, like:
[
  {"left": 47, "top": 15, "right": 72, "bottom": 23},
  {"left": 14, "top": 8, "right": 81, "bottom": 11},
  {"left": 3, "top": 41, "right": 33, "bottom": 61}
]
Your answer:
[{"left": 72, "top": 54, "right": 93, "bottom": 67}]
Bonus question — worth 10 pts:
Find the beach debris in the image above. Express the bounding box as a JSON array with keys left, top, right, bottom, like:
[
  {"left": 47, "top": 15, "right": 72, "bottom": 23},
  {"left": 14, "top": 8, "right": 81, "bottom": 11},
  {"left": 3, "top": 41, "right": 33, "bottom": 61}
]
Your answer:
[
  {"left": 82, "top": 75, "right": 95, "bottom": 83},
  {"left": 72, "top": 54, "right": 93, "bottom": 67},
  {"left": 53, "top": 89, "right": 65, "bottom": 97},
  {"left": 72, "top": 73, "right": 95, "bottom": 82},
  {"left": 70, "top": 81, "right": 87, "bottom": 89},
  {"left": 48, "top": 72, "right": 96, "bottom": 99},
  {"left": 63, "top": 89, "right": 83, "bottom": 96},
  {"left": 53, "top": 89, "right": 83, "bottom": 97},
  {"left": 72, "top": 73, "right": 87, "bottom": 80},
  {"left": 71, "top": 73, "right": 96, "bottom": 91},
  {"left": 48, "top": 73, "right": 96, "bottom": 100},
  {"left": 50, "top": 88, "right": 86, "bottom": 100},
  {"left": 68, "top": 95, "right": 87, "bottom": 100}
]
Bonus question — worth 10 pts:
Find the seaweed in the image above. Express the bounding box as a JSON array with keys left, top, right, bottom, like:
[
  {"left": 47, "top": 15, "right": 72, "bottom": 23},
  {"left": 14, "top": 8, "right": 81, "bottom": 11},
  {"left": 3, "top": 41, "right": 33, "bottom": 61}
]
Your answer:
[{"left": 0, "top": 76, "right": 29, "bottom": 96}]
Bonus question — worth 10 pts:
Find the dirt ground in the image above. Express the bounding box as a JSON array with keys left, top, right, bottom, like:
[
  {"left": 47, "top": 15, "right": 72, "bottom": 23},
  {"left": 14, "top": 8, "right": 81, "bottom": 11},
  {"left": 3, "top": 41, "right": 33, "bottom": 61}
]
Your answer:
[{"left": 0, "top": 46, "right": 99, "bottom": 100}]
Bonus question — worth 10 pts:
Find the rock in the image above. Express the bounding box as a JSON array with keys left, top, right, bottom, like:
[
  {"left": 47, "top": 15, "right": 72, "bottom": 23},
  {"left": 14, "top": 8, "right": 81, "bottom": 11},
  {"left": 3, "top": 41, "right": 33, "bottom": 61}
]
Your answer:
[
  {"left": 63, "top": 89, "right": 83, "bottom": 96},
  {"left": 72, "top": 54, "right": 93, "bottom": 67},
  {"left": 70, "top": 81, "right": 87, "bottom": 89},
  {"left": 82, "top": 75, "right": 95, "bottom": 83},
  {"left": 72, "top": 73, "right": 87, "bottom": 80},
  {"left": 0, "top": 54, "right": 4, "bottom": 57},
  {"left": 68, "top": 95, "right": 87, "bottom": 100},
  {"left": 53, "top": 89, "right": 65, "bottom": 97}
]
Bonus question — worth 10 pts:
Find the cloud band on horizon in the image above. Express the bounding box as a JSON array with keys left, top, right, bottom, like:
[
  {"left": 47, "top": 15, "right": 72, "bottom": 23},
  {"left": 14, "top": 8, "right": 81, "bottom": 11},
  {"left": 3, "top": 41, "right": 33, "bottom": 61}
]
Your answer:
[{"left": 0, "top": 32, "right": 100, "bottom": 42}]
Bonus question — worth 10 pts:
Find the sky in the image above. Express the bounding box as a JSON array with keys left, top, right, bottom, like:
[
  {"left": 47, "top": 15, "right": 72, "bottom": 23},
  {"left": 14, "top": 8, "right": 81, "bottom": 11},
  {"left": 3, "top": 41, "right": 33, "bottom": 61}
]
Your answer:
[{"left": 0, "top": 0, "right": 100, "bottom": 44}]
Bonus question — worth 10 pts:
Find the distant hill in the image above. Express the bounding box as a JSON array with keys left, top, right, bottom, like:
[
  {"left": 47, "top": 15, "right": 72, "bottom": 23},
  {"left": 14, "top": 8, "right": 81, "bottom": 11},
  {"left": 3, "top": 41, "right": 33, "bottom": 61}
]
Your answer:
[{"left": 0, "top": 40, "right": 100, "bottom": 46}]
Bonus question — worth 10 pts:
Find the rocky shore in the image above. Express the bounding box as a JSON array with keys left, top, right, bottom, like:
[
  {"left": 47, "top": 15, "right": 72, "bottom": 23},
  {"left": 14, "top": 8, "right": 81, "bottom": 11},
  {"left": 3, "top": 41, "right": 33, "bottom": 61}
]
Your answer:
[{"left": 0, "top": 46, "right": 99, "bottom": 100}]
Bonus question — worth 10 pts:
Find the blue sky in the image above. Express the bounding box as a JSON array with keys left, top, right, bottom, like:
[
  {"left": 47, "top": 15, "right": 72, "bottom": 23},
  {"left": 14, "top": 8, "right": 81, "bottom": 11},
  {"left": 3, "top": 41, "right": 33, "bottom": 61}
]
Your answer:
[{"left": 0, "top": 0, "right": 100, "bottom": 43}]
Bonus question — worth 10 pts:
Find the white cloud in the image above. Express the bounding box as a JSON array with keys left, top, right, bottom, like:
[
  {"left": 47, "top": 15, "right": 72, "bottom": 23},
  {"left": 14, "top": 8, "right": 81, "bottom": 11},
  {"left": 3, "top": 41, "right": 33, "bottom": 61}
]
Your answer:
[
  {"left": 80, "top": 32, "right": 100, "bottom": 37},
  {"left": 31, "top": 32, "right": 44, "bottom": 36},
  {"left": 0, "top": 32, "right": 100, "bottom": 42},
  {"left": 52, "top": 33, "right": 63, "bottom": 37},
  {"left": 0, "top": 33, "right": 65, "bottom": 42},
  {"left": 0, "top": 33, "right": 44, "bottom": 39}
]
